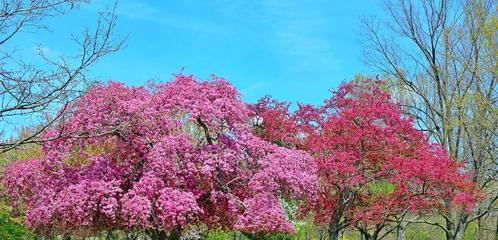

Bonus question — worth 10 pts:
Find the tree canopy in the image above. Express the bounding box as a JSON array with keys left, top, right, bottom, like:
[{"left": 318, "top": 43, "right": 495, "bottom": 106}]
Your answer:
[
  {"left": 3, "top": 74, "right": 317, "bottom": 239},
  {"left": 252, "top": 79, "right": 476, "bottom": 240}
]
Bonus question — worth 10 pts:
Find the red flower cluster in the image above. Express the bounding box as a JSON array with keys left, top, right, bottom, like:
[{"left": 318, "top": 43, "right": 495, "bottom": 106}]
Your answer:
[{"left": 252, "top": 79, "right": 476, "bottom": 235}]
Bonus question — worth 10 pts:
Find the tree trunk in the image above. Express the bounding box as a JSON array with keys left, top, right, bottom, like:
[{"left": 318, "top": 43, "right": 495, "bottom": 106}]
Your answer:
[
  {"left": 168, "top": 230, "right": 182, "bottom": 240},
  {"left": 153, "top": 231, "right": 167, "bottom": 240},
  {"left": 242, "top": 232, "right": 268, "bottom": 240},
  {"left": 360, "top": 232, "right": 369, "bottom": 240},
  {"left": 454, "top": 228, "right": 465, "bottom": 240},
  {"left": 328, "top": 221, "right": 340, "bottom": 240},
  {"left": 328, "top": 200, "right": 347, "bottom": 240},
  {"left": 147, "top": 230, "right": 181, "bottom": 240},
  {"left": 396, "top": 222, "right": 406, "bottom": 240},
  {"left": 446, "top": 220, "right": 466, "bottom": 240}
]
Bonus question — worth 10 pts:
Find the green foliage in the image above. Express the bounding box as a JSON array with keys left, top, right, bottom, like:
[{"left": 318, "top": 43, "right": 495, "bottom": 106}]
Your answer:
[
  {"left": 405, "top": 229, "right": 432, "bottom": 240},
  {"left": 206, "top": 229, "right": 234, "bottom": 240},
  {"left": 367, "top": 179, "right": 396, "bottom": 197},
  {"left": 206, "top": 229, "right": 293, "bottom": 240},
  {"left": 294, "top": 216, "right": 320, "bottom": 240},
  {"left": 0, "top": 204, "right": 33, "bottom": 240},
  {"left": 405, "top": 222, "right": 445, "bottom": 240},
  {"left": 262, "top": 233, "right": 293, "bottom": 240},
  {"left": 463, "top": 221, "right": 478, "bottom": 240},
  {"left": 0, "top": 144, "right": 41, "bottom": 166},
  {"left": 342, "top": 230, "right": 361, "bottom": 240}
]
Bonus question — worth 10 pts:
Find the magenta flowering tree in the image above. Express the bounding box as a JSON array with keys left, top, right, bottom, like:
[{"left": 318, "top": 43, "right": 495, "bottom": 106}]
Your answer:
[{"left": 2, "top": 74, "right": 317, "bottom": 239}]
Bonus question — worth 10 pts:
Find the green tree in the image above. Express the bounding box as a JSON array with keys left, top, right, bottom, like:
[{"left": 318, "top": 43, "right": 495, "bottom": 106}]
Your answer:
[{"left": 0, "top": 206, "right": 34, "bottom": 240}]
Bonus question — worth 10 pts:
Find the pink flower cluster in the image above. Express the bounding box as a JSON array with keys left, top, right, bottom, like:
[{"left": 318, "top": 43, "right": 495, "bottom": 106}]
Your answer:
[
  {"left": 3, "top": 74, "right": 317, "bottom": 236},
  {"left": 235, "top": 193, "right": 294, "bottom": 234}
]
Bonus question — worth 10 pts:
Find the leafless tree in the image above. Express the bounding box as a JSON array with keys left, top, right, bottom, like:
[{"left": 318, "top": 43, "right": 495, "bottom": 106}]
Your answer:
[
  {"left": 0, "top": 0, "right": 124, "bottom": 154},
  {"left": 362, "top": 0, "right": 497, "bottom": 239}
]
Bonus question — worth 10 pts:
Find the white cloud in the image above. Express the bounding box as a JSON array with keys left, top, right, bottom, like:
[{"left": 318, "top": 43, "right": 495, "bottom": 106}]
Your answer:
[{"left": 241, "top": 81, "right": 265, "bottom": 96}]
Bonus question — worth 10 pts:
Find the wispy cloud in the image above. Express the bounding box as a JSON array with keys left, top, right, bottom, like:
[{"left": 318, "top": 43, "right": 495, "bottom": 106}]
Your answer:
[
  {"left": 113, "top": 0, "right": 339, "bottom": 67},
  {"left": 241, "top": 81, "right": 265, "bottom": 96},
  {"left": 214, "top": 0, "right": 342, "bottom": 71},
  {"left": 86, "top": 0, "right": 353, "bottom": 82},
  {"left": 116, "top": 1, "right": 225, "bottom": 34}
]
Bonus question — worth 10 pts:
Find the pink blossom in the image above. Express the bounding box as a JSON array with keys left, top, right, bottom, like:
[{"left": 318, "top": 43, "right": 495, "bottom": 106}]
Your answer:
[{"left": 2, "top": 74, "right": 317, "bottom": 237}]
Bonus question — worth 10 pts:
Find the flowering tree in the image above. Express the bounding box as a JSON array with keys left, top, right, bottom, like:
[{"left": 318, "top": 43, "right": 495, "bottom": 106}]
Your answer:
[
  {"left": 253, "top": 79, "right": 476, "bottom": 240},
  {"left": 3, "top": 74, "right": 316, "bottom": 240},
  {"left": 250, "top": 96, "right": 320, "bottom": 149}
]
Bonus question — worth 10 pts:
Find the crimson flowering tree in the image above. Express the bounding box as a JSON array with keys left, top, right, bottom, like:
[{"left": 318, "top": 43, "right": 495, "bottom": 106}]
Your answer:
[
  {"left": 250, "top": 96, "right": 319, "bottom": 149},
  {"left": 250, "top": 96, "right": 301, "bottom": 148},
  {"left": 2, "top": 74, "right": 317, "bottom": 240},
  {"left": 252, "top": 80, "right": 476, "bottom": 240}
]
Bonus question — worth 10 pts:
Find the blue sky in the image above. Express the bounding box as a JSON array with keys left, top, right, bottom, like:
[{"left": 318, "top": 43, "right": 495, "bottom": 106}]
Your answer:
[{"left": 15, "top": 0, "right": 382, "bottom": 106}]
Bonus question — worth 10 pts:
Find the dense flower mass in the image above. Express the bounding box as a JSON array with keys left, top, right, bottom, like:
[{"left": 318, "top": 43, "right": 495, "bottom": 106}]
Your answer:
[
  {"left": 3, "top": 75, "right": 476, "bottom": 240},
  {"left": 252, "top": 79, "right": 476, "bottom": 238},
  {"left": 309, "top": 81, "right": 475, "bottom": 231},
  {"left": 3, "top": 74, "right": 317, "bottom": 238}
]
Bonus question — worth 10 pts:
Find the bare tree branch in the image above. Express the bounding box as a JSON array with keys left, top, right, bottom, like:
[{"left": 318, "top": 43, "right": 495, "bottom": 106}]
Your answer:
[
  {"left": 362, "top": 0, "right": 497, "bottom": 238},
  {"left": 0, "top": 0, "right": 124, "bottom": 154}
]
